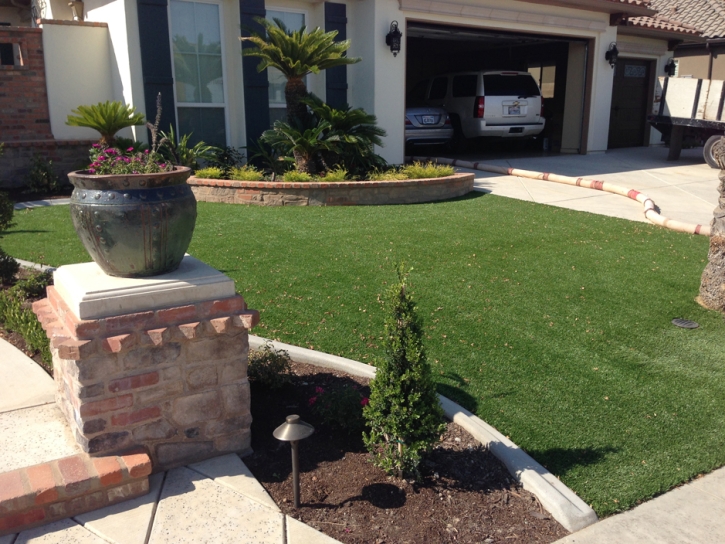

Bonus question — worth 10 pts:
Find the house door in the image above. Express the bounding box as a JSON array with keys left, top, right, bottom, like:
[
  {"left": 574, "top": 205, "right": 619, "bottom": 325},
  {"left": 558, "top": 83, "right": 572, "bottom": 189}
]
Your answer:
[{"left": 608, "top": 59, "right": 650, "bottom": 148}]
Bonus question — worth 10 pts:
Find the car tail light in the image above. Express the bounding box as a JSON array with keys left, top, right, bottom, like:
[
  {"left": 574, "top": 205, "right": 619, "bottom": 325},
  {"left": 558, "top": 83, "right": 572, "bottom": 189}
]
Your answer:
[
  {"left": 444, "top": 115, "right": 451, "bottom": 125},
  {"left": 539, "top": 99, "right": 544, "bottom": 118},
  {"left": 405, "top": 117, "right": 412, "bottom": 126},
  {"left": 474, "top": 96, "right": 485, "bottom": 119}
]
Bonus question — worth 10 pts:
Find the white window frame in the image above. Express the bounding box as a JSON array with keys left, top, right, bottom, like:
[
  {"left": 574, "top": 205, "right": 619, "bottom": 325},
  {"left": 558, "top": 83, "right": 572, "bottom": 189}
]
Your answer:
[
  {"left": 168, "top": 0, "right": 231, "bottom": 146},
  {"left": 265, "top": 7, "right": 308, "bottom": 115}
]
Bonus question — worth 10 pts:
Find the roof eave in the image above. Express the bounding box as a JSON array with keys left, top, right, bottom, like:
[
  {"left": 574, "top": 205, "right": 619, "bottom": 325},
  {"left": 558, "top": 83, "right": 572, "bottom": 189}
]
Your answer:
[
  {"left": 518, "top": 0, "right": 657, "bottom": 17},
  {"left": 617, "top": 24, "right": 706, "bottom": 43}
]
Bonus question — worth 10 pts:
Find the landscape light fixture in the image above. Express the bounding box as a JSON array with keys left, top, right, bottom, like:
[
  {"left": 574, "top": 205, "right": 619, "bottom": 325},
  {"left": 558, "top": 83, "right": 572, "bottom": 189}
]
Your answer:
[
  {"left": 273, "top": 415, "right": 315, "bottom": 508},
  {"left": 605, "top": 42, "right": 619, "bottom": 69},
  {"left": 386, "top": 21, "right": 402, "bottom": 57},
  {"left": 665, "top": 58, "right": 677, "bottom": 77}
]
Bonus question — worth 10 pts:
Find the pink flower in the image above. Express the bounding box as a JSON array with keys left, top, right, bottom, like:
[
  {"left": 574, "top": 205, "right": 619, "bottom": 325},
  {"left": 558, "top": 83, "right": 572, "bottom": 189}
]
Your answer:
[
  {"left": 308, "top": 396, "right": 317, "bottom": 406},
  {"left": 360, "top": 397, "right": 369, "bottom": 406},
  {"left": 127, "top": 147, "right": 134, "bottom": 152},
  {"left": 144, "top": 149, "right": 150, "bottom": 154},
  {"left": 105, "top": 148, "right": 117, "bottom": 155},
  {"left": 315, "top": 387, "right": 325, "bottom": 394},
  {"left": 88, "top": 168, "right": 96, "bottom": 174},
  {"left": 92, "top": 143, "right": 101, "bottom": 148}
]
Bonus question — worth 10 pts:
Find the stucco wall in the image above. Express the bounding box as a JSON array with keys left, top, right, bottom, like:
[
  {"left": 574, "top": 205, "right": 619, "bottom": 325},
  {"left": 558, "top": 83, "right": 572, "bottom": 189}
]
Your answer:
[{"left": 41, "top": 21, "right": 116, "bottom": 141}]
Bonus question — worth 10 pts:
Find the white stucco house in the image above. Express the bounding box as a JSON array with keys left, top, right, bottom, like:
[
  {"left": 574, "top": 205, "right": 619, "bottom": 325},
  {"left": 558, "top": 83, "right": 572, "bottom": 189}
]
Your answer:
[{"left": 0, "top": 0, "right": 708, "bottom": 178}]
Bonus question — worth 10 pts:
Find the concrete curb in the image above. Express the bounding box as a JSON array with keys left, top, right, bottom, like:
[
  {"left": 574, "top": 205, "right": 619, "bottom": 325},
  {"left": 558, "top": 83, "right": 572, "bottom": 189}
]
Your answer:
[
  {"left": 249, "top": 335, "right": 598, "bottom": 533},
  {"left": 13, "top": 199, "right": 71, "bottom": 210}
]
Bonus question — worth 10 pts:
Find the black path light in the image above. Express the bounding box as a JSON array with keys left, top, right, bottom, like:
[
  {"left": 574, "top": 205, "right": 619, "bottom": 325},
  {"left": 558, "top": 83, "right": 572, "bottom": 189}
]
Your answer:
[
  {"left": 273, "top": 415, "right": 315, "bottom": 508},
  {"left": 386, "top": 21, "right": 402, "bottom": 57},
  {"left": 605, "top": 42, "right": 619, "bottom": 69}
]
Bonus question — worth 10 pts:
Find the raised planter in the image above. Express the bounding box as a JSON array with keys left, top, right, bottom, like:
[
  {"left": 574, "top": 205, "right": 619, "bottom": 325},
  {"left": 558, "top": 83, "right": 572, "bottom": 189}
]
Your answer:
[{"left": 187, "top": 172, "right": 475, "bottom": 206}]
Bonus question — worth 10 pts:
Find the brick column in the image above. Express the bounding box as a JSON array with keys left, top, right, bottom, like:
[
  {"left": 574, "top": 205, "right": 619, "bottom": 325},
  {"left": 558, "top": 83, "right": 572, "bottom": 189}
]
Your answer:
[{"left": 32, "top": 257, "right": 259, "bottom": 471}]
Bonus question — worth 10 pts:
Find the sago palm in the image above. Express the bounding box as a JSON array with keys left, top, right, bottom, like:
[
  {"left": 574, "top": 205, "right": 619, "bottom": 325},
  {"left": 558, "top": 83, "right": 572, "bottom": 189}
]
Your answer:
[
  {"left": 260, "top": 120, "right": 336, "bottom": 174},
  {"left": 66, "top": 101, "right": 145, "bottom": 147},
  {"left": 241, "top": 17, "right": 360, "bottom": 124}
]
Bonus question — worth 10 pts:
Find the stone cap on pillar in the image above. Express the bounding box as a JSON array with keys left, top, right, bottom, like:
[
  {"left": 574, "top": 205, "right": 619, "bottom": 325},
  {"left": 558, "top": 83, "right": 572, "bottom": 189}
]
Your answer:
[{"left": 53, "top": 255, "right": 236, "bottom": 321}]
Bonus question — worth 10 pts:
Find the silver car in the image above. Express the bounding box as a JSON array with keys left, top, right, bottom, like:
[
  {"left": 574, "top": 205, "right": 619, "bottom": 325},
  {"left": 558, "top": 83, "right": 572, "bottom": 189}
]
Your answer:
[{"left": 404, "top": 106, "right": 454, "bottom": 147}]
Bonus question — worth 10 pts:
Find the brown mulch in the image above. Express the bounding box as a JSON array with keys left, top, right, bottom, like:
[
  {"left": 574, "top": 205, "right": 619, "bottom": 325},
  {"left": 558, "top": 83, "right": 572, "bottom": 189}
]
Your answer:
[{"left": 245, "top": 361, "right": 569, "bottom": 544}]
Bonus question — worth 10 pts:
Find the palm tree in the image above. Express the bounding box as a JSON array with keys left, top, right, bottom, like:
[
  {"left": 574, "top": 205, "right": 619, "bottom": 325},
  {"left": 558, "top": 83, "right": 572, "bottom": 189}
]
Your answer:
[
  {"left": 241, "top": 17, "right": 360, "bottom": 125},
  {"left": 699, "top": 137, "right": 725, "bottom": 312},
  {"left": 66, "top": 101, "right": 145, "bottom": 147}
]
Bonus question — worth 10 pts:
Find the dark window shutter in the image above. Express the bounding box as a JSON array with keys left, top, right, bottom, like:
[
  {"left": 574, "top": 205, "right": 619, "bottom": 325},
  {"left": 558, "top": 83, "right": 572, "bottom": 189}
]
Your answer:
[
  {"left": 240, "top": 0, "right": 270, "bottom": 147},
  {"left": 137, "top": 0, "right": 177, "bottom": 139},
  {"left": 324, "top": 2, "right": 347, "bottom": 109}
]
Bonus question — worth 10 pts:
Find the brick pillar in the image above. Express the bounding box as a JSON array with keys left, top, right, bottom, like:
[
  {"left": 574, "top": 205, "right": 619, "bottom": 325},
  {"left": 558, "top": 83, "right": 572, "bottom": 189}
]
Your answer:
[{"left": 32, "top": 257, "right": 259, "bottom": 471}]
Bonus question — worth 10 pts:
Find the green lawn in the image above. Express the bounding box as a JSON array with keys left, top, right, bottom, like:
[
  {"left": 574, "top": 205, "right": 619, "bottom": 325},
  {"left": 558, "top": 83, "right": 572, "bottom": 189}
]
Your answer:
[{"left": 4, "top": 194, "right": 724, "bottom": 517}]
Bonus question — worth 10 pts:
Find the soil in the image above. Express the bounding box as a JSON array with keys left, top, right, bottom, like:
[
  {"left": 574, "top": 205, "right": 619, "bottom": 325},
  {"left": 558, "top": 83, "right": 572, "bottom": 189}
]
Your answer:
[{"left": 245, "top": 361, "right": 569, "bottom": 544}]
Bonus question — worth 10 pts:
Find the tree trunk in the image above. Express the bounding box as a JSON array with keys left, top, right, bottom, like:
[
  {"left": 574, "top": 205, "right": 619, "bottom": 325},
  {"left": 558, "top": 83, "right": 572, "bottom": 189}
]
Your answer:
[
  {"left": 292, "top": 149, "right": 316, "bottom": 175},
  {"left": 285, "top": 77, "right": 309, "bottom": 126},
  {"left": 698, "top": 145, "right": 725, "bottom": 311}
]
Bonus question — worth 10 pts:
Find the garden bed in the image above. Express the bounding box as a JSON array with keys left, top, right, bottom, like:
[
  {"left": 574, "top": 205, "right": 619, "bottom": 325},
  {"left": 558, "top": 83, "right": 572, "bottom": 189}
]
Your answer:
[
  {"left": 187, "top": 173, "right": 475, "bottom": 206},
  {"left": 245, "top": 360, "right": 569, "bottom": 544}
]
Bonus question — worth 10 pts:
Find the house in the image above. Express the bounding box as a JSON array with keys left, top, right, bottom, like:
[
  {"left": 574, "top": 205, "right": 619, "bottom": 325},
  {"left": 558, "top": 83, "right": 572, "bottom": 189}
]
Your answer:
[{"left": 0, "top": 0, "right": 712, "bottom": 187}]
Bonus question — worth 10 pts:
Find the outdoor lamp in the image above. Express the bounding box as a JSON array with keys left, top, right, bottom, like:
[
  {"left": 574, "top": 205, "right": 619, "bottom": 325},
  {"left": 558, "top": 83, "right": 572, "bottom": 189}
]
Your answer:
[
  {"left": 386, "top": 21, "right": 402, "bottom": 57},
  {"left": 273, "top": 415, "right": 315, "bottom": 508},
  {"left": 665, "top": 58, "right": 677, "bottom": 77},
  {"left": 605, "top": 43, "right": 619, "bottom": 69}
]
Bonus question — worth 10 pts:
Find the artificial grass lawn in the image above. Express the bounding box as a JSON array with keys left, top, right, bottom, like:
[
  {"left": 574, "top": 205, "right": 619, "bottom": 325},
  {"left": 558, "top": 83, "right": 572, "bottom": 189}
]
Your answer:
[{"left": 4, "top": 194, "right": 724, "bottom": 517}]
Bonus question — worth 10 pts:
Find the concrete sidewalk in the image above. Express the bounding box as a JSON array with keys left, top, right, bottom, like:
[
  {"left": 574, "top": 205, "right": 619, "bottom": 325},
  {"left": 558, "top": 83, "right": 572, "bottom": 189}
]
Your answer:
[
  {"left": 0, "top": 340, "right": 341, "bottom": 544},
  {"left": 458, "top": 146, "right": 718, "bottom": 228}
]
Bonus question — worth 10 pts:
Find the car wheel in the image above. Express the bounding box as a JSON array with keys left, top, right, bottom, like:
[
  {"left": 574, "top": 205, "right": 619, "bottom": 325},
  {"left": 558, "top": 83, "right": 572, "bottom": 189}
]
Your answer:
[{"left": 703, "top": 135, "right": 723, "bottom": 169}]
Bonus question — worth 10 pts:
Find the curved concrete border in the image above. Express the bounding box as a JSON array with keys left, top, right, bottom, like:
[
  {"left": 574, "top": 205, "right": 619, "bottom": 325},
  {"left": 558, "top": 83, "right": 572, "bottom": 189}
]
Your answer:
[
  {"left": 14, "top": 198, "right": 71, "bottom": 210},
  {"left": 410, "top": 155, "right": 711, "bottom": 236},
  {"left": 187, "top": 173, "right": 474, "bottom": 206},
  {"left": 248, "top": 335, "right": 598, "bottom": 533}
]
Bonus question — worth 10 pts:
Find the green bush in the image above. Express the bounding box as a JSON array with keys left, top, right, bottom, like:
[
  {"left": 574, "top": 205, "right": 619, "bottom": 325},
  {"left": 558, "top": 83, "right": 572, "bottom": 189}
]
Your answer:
[
  {"left": 229, "top": 165, "right": 265, "bottom": 181},
  {"left": 248, "top": 341, "right": 293, "bottom": 389},
  {"left": 401, "top": 161, "right": 455, "bottom": 179},
  {"left": 25, "top": 155, "right": 62, "bottom": 195},
  {"left": 0, "top": 191, "right": 14, "bottom": 233},
  {"left": 282, "top": 171, "right": 313, "bottom": 182},
  {"left": 0, "top": 247, "right": 19, "bottom": 285},
  {"left": 319, "top": 167, "right": 348, "bottom": 182},
  {"left": 311, "top": 384, "right": 367, "bottom": 434},
  {"left": 10, "top": 270, "right": 52, "bottom": 299},
  {"left": 367, "top": 169, "right": 407, "bottom": 181},
  {"left": 194, "top": 167, "right": 224, "bottom": 179},
  {"left": 363, "top": 265, "right": 445, "bottom": 480}
]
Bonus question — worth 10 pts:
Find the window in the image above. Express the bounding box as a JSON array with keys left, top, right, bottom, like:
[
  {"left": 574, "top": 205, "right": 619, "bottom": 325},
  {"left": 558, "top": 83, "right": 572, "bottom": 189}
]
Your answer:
[
  {"left": 266, "top": 9, "right": 305, "bottom": 125},
  {"left": 429, "top": 77, "right": 448, "bottom": 100},
  {"left": 483, "top": 74, "right": 540, "bottom": 97},
  {"left": 452, "top": 75, "right": 476, "bottom": 98},
  {"left": 407, "top": 79, "right": 429, "bottom": 105},
  {"left": 170, "top": 0, "right": 227, "bottom": 146},
  {"left": 527, "top": 62, "right": 555, "bottom": 99}
]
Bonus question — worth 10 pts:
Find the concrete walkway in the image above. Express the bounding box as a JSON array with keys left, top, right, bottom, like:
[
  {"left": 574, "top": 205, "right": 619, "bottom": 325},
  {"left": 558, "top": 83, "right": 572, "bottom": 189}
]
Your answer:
[
  {"left": 0, "top": 342, "right": 341, "bottom": 544},
  {"left": 458, "top": 146, "right": 718, "bottom": 228}
]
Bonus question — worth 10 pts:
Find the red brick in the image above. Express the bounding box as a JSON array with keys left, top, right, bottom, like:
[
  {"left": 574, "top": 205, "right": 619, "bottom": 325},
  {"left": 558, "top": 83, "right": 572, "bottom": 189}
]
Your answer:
[
  {"left": 26, "top": 463, "right": 58, "bottom": 505},
  {"left": 104, "top": 311, "right": 155, "bottom": 334},
  {"left": 209, "top": 317, "right": 232, "bottom": 334},
  {"left": 111, "top": 406, "right": 161, "bottom": 427},
  {"left": 103, "top": 333, "right": 136, "bottom": 353},
  {"left": 0, "top": 470, "right": 30, "bottom": 511},
  {"left": 80, "top": 394, "right": 133, "bottom": 417},
  {"left": 145, "top": 328, "right": 170, "bottom": 346},
  {"left": 58, "top": 339, "right": 94, "bottom": 360},
  {"left": 0, "top": 507, "right": 45, "bottom": 532},
  {"left": 121, "top": 451, "right": 152, "bottom": 479},
  {"left": 178, "top": 322, "right": 203, "bottom": 339},
  {"left": 91, "top": 457, "right": 123, "bottom": 487},
  {"left": 156, "top": 305, "right": 197, "bottom": 325},
  {"left": 56, "top": 456, "right": 91, "bottom": 497},
  {"left": 108, "top": 372, "right": 159, "bottom": 393},
  {"left": 210, "top": 297, "right": 245, "bottom": 314}
]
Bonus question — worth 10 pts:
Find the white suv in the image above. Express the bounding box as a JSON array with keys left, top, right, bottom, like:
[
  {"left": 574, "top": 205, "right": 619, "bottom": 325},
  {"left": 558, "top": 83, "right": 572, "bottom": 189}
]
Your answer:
[{"left": 415, "top": 71, "right": 545, "bottom": 143}]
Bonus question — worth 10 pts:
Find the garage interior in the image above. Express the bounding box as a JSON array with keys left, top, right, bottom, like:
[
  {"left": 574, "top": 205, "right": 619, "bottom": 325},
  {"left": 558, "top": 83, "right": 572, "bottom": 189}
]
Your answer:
[{"left": 405, "top": 22, "right": 591, "bottom": 156}]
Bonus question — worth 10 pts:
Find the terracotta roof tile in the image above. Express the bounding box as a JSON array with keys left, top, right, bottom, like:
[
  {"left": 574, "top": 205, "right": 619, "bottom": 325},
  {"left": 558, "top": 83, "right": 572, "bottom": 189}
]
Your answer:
[
  {"left": 627, "top": 14, "right": 702, "bottom": 36},
  {"left": 646, "top": 0, "right": 725, "bottom": 38}
]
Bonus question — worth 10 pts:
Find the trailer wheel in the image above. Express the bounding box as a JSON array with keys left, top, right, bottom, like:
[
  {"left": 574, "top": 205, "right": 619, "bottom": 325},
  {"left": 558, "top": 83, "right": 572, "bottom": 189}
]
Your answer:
[{"left": 703, "top": 135, "right": 723, "bottom": 169}]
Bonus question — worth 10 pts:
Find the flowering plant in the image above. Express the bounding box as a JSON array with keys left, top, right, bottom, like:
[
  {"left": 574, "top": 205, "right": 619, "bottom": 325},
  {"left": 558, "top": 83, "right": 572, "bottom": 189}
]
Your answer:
[
  {"left": 309, "top": 384, "right": 368, "bottom": 434},
  {"left": 87, "top": 145, "right": 172, "bottom": 175}
]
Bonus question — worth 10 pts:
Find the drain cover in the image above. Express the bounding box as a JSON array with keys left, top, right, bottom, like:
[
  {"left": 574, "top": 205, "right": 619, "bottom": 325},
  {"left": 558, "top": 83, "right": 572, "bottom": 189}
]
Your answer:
[{"left": 672, "top": 318, "right": 699, "bottom": 329}]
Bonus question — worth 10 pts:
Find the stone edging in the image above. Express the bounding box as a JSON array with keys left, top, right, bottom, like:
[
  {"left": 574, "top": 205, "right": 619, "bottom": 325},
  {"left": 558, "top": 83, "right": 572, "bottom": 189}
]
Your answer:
[
  {"left": 248, "top": 335, "right": 599, "bottom": 533},
  {"left": 188, "top": 172, "right": 474, "bottom": 206},
  {"left": 0, "top": 450, "right": 151, "bottom": 536}
]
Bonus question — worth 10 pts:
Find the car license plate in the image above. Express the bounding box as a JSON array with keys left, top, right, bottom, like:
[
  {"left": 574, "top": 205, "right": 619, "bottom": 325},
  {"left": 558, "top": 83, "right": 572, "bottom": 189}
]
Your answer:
[
  {"left": 508, "top": 106, "right": 520, "bottom": 115},
  {"left": 421, "top": 115, "right": 436, "bottom": 125}
]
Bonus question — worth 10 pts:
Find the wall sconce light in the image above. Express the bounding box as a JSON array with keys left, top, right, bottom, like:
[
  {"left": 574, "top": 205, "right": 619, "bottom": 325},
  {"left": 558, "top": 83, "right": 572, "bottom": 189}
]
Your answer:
[
  {"left": 665, "top": 58, "right": 677, "bottom": 77},
  {"left": 605, "top": 43, "right": 619, "bottom": 69},
  {"left": 386, "top": 21, "right": 402, "bottom": 57}
]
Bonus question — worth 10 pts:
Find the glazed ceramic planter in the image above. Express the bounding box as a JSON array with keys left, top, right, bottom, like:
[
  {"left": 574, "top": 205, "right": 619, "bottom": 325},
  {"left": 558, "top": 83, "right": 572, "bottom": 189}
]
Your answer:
[{"left": 67, "top": 167, "right": 196, "bottom": 277}]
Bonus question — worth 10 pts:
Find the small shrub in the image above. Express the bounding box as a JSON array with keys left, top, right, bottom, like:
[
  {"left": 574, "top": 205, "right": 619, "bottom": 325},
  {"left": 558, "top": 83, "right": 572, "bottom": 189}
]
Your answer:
[
  {"left": 0, "top": 287, "right": 51, "bottom": 365},
  {"left": 248, "top": 341, "right": 293, "bottom": 389},
  {"left": 400, "top": 161, "right": 455, "bottom": 179},
  {"left": 194, "top": 167, "right": 224, "bottom": 179},
  {"left": 363, "top": 264, "right": 445, "bottom": 480},
  {"left": 229, "top": 165, "right": 265, "bottom": 181},
  {"left": 0, "top": 247, "right": 19, "bottom": 285},
  {"left": 367, "top": 168, "right": 407, "bottom": 181},
  {"left": 319, "top": 167, "right": 348, "bottom": 182},
  {"left": 283, "top": 171, "right": 313, "bottom": 182},
  {"left": 10, "top": 270, "right": 52, "bottom": 299},
  {"left": 310, "top": 385, "right": 368, "bottom": 433},
  {"left": 0, "top": 192, "right": 14, "bottom": 233},
  {"left": 25, "top": 155, "right": 62, "bottom": 194},
  {"left": 207, "top": 146, "right": 246, "bottom": 176}
]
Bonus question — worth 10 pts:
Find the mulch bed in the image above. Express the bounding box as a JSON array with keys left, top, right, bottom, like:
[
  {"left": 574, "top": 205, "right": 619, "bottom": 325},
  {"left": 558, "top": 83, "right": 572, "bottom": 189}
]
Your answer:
[{"left": 245, "top": 361, "right": 569, "bottom": 544}]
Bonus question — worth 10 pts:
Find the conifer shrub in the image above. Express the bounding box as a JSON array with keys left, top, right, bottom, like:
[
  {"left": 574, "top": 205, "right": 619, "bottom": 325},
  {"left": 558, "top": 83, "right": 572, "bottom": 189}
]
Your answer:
[
  {"left": 363, "top": 265, "right": 445, "bottom": 479},
  {"left": 248, "top": 341, "right": 293, "bottom": 389}
]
